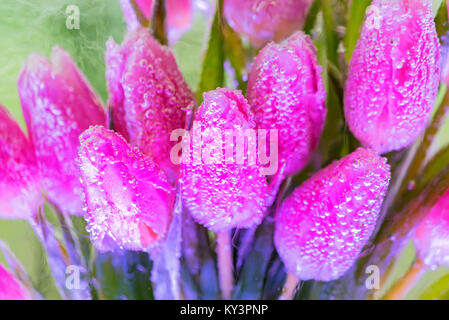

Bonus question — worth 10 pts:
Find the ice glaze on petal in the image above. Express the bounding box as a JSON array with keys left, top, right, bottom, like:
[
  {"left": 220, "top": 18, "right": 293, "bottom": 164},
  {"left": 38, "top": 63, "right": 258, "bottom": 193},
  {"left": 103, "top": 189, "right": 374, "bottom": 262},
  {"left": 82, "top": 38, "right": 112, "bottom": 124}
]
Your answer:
[
  {"left": 275, "top": 148, "right": 390, "bottom": 281},
  {"left": 414, "top": 189, "right": 449, "bottom": 268},
  {"left": 181, "top": 88, "right": 268, "bottom": 232},
  {"left": 345, "top": 0, "right": 440, "bottom": 154},
  {"left": 18, "top": 47, "right": 106, "bottom": 216},
  {"left": 78, "top": 126, "right": 174, "bottom": 252},
  {"left": 247, "top": 31, "right": 326, "bottom": 177},
  {"left": 106, "top": 28, "right": 194, "bottom": 182}
]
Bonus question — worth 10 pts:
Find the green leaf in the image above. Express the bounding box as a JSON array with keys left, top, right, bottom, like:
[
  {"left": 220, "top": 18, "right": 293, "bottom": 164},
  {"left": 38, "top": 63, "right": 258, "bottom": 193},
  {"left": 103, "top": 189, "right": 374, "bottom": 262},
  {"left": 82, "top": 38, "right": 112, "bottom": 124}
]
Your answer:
[
  {"left": 344, "top": 0, "right": 371, "bottom": 62},
  {"left": 223, "top": 23, "right": 248, "bottom": 93},
  {"left": 196, "top": 0, "right": 225, "bottom": 103},
  {"left": 434, "top": 0, "right": 448, "bottom": 37},
  {"left": 232, "top": 219, "right": 275, "bottom": 300},
  {"left": 303, "top": 0, "right": 321, "bottom": 35},
  {"left": 95, "top": 251, "right": 153, "bottom": 300},
  {"left": 433, "top": 0, "right": 444, "bottom": 17},
  {"left": 420, "top": 273, "right": 449, "bottom": 300},
  {"left": 321, "top": 0, "right": 339, "bottom": 66}
]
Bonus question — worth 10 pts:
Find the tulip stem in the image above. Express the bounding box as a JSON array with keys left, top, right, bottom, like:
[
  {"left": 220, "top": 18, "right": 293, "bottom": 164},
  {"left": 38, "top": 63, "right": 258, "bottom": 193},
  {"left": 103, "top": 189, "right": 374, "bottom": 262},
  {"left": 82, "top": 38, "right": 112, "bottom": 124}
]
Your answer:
[
  {"left": 129, "top": 0, "right": 149, "bottom": 27},
  {"left": 279, "top": 273, "right": 300, "bottom": 300},
  {"left": 382, "top": 259, "right": 425, "bottom": 300},
  {"left": 216, "top": 231, "right": 234, "bottom": 299}
]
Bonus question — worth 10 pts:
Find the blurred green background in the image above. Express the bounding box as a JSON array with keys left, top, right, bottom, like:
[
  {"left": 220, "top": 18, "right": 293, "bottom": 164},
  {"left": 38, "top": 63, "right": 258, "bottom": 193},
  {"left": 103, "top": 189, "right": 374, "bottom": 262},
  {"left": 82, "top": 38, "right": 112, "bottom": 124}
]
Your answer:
[{"left": 0, "top": 0, "right": 208, "bottom": 299}]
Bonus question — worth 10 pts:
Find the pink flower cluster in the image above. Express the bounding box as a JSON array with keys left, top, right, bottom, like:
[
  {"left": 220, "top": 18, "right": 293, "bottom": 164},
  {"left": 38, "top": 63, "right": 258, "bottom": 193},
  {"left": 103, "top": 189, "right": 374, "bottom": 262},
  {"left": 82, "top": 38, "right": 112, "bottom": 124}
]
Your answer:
[{"left": 0, "top": 0, "right": 444, "bottom": 293}]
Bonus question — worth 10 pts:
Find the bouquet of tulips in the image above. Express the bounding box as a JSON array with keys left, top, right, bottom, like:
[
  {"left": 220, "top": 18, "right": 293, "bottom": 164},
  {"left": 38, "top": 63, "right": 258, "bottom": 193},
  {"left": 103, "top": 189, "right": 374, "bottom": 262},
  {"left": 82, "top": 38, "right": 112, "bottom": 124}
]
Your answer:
[{"left": 1, "top": 0, "right": 449, "bottom": 301}]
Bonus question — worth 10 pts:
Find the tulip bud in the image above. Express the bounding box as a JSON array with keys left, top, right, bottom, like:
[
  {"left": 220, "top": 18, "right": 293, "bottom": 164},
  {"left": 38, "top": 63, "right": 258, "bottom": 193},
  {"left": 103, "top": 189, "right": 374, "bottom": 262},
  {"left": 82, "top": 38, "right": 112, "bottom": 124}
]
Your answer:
[
  {"left": 78, "top": 126, "right": 174, "bottom": 252},
  {"left": 18, "top": 47, "right": 106, "bottom": 216},
  {"left": 414, "top": 189, "right": 449, "bottom": 268},
  {"left": 247, "top": 31, "right": 326, "bottom": 177},
  {"left": 120, "top": 0, "right": 193, "bottom": 44},
  {"left": 106, "top": 28, "right": 195, "bottom": 182},
  {"left": 0, "top": 264, "right": 30, "bottom": 300},
  {"left": 224, "top": 0, "right": 313, "bottom": 47},
  {"left": 275, "top": 148, "right": 390, "bottom": 281},
  {"left": 0, "top": 105, "right": 42, "bottom": 220},
  {"left": 181, "top": 88, "right": 268, "bottom": 232},
  {"left": 345, "top": 0, "right": 440, "bottom": 154}
]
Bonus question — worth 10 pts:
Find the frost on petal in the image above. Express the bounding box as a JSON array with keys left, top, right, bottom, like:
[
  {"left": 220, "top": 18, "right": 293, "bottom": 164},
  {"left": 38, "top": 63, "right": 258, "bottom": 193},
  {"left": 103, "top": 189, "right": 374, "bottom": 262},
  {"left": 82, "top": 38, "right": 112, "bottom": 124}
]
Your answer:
[
  {"left": 414, "top": 189, "right": 449, "bottom": 268},
  {"left": 274, "top": 148, "right": 391, "bottom": 281},
  {"left": 18, "top": 47, "right": 106, "bottom": 216},
  {"left": 0, "top": 106, "right": 42, "bottom": 220},
  {"left": 78, "top": 126, "right": 174, "bottom": 252},
  {"left": 181, "top": 88, "right": 268, "bottom": 232},
  {"left": 247, "top": 31, "right": 326, "bottom": 177},
  {"left": 0, "top": 264, "right": 30, "bottom": 300},
  {"left": 224, "top": 0, "right": 313, "bottom": 47},
  {"left": 345, "top": 0, "right": 440, "bottom": 154},
  {"left": 106, "top": 28, "right": 195, "bottom": 182}
]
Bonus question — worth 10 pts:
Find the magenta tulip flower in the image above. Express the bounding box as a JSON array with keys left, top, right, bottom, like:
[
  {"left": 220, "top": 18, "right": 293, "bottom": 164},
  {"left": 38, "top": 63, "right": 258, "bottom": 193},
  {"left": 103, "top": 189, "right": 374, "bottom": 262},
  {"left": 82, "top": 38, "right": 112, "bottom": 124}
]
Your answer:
[
  {"left": 224, "top": 0, "right": 313, "bottom": 47},
  {"left": 275, "top": 148, "right": 390, "bottom": 281},
  {"left": 18, "top": 47, "right": 106, "bottom": 216},
  {"left": 120, "top": 0, "right": 193, "bottom": 43},
  {"left": 0, "top": 105, "right": 42, "bottom": 220},
  {"left": 247, "top": 31, "right": 326, "bottom": 177},
  {"left": 0, "top": 264, "right": 30, "bottom": 300},
  {"left": 414, "top": 189, "right": 449, "bottom": 268},
  {"left": 345, "top": 0, "right": 440, "bottom": 154},
  {"left": 181, "top": 88, "right": 268, "bottom": 232},
  {"left": 106, "top": 27, "right": 195, "bottom": 182},
  {"left": 78, "top": 126, "right": 174, "bottom": 252}
]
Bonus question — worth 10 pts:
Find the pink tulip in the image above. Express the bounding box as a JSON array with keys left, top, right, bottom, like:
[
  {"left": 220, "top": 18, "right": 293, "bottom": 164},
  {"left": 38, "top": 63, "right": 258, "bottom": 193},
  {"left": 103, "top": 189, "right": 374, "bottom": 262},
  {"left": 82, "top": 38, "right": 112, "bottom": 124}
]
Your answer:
[
  {"left": 18, "top": 47, "right": 106, "bottom": 216},
  {"left": 275, "top": 148, "right": 390, "bottom": 281},
  {"left": 78, "top": 126, "right": 174, "bottom": 252},
  {"left": 120, "top": 0, "right": 193, "bottom": 43},
  {"left": 181, "top": 88, "right": 268, "bottom": 232},
  {"left": 345, "top": 0, "right": 440, "bottom": 154},
  {"left": 224, "top": 0, "right": 313, "bottom": 47},
  {"left": 414, "top": 189, "right": 449, "bottom": 268},
  {"left": 247, "top": 31, "right": 326, "bottom": 177},
  {"left": 0, "top": 264, "right": 30, "bottom": 300},
  {"left": 0, "top": 105, "right": 42, "bottom": 220},
  {"left": 106, "top": 27, "right": 195, "bottom": 182}
]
